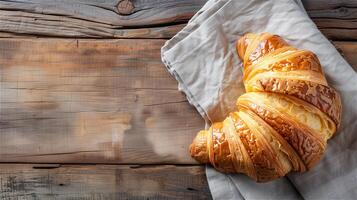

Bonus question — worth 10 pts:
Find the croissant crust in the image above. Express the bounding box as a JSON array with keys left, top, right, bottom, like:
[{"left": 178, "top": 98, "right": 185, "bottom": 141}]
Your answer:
[{"left": 189, "top": 33, "right": 342, "bottom": 182}]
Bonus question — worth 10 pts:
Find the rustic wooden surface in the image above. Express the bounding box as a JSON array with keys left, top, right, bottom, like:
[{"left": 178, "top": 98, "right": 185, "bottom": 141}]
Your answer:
[
  {"left": 0, "top": 38, "right": 204, "bottom": 164},
  {"left": 334, "top": 42, "right": 357, "bottom": 71},
  {"left": 0, "top": 164, "right": 210, "bottom": 200},
  {"left": 0, "top": 0, "right": 356, "bottom": 199},
  {"left": 303, "top": 0, "right": 357, "bottom": 40},
  {"left": 0, "top": 0, "right": 356, "bottom": 39},
  {"left": 0, "top": 0, "right": 203, "bottom": 39}
]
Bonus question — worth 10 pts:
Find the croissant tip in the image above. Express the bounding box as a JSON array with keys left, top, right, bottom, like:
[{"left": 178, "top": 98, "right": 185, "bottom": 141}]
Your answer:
[
  {"left": 237, "top": 33, "right": 257, "bottom": 60},
  {"left": 237, "top": 36, "right": 247, "bottom": 60},
  {"left": 189, "top": 130, "right": 209, "bottom": 164}
]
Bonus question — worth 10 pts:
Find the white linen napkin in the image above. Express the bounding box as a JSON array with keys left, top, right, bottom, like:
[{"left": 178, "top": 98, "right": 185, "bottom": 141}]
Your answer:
[{"left": 161, "top": 0, "right": 357, "bottom": 199}]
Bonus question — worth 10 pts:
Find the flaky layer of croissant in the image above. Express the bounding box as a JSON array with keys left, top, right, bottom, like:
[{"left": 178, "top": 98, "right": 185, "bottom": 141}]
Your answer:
[{"left": 189, "top": 33, "right": 342, "bottom": 182}]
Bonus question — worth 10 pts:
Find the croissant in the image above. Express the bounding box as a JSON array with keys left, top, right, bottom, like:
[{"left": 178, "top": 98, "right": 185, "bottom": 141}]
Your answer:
[{"left": 189, "top": 33, "right": 342, "bottom": 182}]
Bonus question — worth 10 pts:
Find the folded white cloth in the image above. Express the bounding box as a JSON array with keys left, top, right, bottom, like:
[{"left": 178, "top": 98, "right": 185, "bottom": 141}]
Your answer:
[{"left": 161, "top": 0, "right": 357, "bottom": 199}]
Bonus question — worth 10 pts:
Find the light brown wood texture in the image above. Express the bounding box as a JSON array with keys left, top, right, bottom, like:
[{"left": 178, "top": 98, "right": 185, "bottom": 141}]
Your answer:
[
  {"left": 334, "top": 42, "right": 357, "bottom": 71},
  {"left": 0, "top": 0, "right": 356, "bottom": 39},
  {"left": 0, "top": 164, "right": 211, "bottom": 200},
  {"left": 0, "top": 38, "right": 204, "bottom": 164},
  {"left": 0, "top": 39, "right": 356, "bottom": 165}
]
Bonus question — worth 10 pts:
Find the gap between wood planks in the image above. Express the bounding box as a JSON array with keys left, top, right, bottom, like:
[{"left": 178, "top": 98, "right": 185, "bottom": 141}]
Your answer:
[{"left": 0, "top": 162, "right": 204, "bottom": 168}]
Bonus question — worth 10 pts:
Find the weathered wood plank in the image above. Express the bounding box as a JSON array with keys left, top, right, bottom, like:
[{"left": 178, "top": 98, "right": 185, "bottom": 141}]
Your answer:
[
  {"left": 0, "top": 0, "right": 357, "bottom": 39},
  {"left": 0, "top": 0, "right": 206, "bottom": 26},
  {"left": 302, "top": 0, "right": 356, "bottom": 10},
  {"left": 0, "top": 164, "right": 211, "bottom": 200},
  {"left": 305, "top": 1, "right": 357, "bottom": 40},
  {"left": 334, "top": 42, "right": 357, "bottom": 71},
  {"left": 0, "top": 9, "right": 186, "bottom": 39},
  {"left": 0, "top": 38, "right": 204, "bottom": 164},
  {"left": 0, "top": 0, "right": 204, "bottom": 39}
]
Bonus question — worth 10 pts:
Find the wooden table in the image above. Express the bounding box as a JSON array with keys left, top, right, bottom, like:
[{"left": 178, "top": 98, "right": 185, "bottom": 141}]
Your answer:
[{"left": 0, "top": 0, "right": 356, "bottom": 199}]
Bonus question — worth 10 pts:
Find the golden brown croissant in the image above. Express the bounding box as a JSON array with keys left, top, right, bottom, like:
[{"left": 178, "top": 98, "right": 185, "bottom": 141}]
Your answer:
[{"left": 189, "top": 33, "right": 342, "bottom": 182}]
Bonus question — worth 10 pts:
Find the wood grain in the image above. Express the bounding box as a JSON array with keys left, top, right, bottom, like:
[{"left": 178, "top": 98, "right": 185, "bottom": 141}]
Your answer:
[
  {"left": 302, "top": 0, "right": 356, "bottom": 10},
  {"left": 334, "top": 42, "right": 357, "bottom": 71},
  {"left": 304, "top": 0, "right": 357, "bottom": 40},
  {"left": 0, "top": 0, "right": 356, "bottom": 39},
  {"left": 0, "top": 164, "right": 211, "bottom": 200},
  {"left": 0, "top": 0, "right": 204, "bottom": 39},
  {"left": 0, "top": 38, "right": 204, "bottom": 164}
]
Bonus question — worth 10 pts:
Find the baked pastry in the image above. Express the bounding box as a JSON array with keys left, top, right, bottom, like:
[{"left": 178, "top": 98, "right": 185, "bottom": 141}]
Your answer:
[{"left": 189, "top": 33, "right": 342, "bottom": 182}]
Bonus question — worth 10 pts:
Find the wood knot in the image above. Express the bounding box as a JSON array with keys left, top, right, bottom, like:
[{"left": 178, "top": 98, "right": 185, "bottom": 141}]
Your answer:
[
  {"left": 117, "top": 0, "right": 134, "bottom": 15},
  {"left": 338, "top": 7, "right": 349, "bottom": 16}
]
